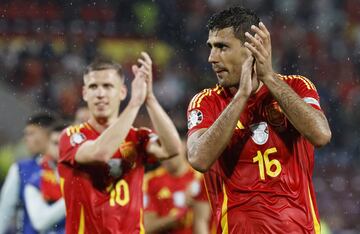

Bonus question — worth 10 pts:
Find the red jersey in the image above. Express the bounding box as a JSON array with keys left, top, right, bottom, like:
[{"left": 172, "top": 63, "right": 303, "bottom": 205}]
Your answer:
[
  {"left": 143, "top": 167, "right": 207, "bottom": 234},
  {"left": 58, "top": 122, "right": 156, "bottom": 234},
  {"left": 187, "top": 75, "right": 322, "bottom": 234}
]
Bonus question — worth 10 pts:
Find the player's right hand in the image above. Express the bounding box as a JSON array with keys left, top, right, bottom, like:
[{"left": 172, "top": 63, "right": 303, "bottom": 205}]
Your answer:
[
  {"left": 238, "top": 56, "right": 254, "bottom": 98},
  {"left": 129, "top": 65, "right": 147, "bottom": 107}
]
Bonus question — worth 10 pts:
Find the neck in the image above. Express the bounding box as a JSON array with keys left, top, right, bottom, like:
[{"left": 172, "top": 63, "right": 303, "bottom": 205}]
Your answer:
[{"left": 88, "top": 114, "right": 117, "bottom": 133}]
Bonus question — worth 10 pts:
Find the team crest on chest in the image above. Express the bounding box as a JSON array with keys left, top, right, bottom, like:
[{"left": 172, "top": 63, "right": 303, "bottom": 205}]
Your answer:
[
  {"left": 265, "top": 101, "right": 286, "bottom": 127},
  {"left": 250, "top": 122, "right": 269, "bottom": 145},
  {"left": 119, "top": 141, "right": 137, "bottom": 162},
  {"left": 187, "top": 109, "right": 203, "bottom": 129}
]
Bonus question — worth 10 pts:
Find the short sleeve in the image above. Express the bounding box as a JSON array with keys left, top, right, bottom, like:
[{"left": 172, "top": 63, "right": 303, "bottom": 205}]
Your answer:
[
  {"left": 187, "top": 89, "right": 216, "bottom": 136},
  {"left": 285, "top": 75, "right": 322, "bottom": 111},
  {"left": 58, "top": 128, "right": 87, "bottom": 166}
]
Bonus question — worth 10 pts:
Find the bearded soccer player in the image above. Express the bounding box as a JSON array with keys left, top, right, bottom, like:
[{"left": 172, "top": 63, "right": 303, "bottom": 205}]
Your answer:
[
  {"left": 58, "top": 52, "right": 181, "bottom": 234},
  {"left": 186, "top": 6, "right": 331, "bottom": 234}
]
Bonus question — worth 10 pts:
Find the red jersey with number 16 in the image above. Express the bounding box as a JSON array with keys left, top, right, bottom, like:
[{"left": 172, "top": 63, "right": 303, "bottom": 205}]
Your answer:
[
  {"left": 187, "top": 75, "right": 322, "bottom": 234},
  {"left": 58, "top": 122, "right": 156, "bottom": 234}
]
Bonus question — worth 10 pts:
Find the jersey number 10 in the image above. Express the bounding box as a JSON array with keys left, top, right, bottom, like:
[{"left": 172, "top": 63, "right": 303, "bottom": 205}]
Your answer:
[
  {"left": 109, "top": 179, "right": 130, "bottom": 207},
  {"left": 252, "top": 147, "right": 282, "bottom": 180}
]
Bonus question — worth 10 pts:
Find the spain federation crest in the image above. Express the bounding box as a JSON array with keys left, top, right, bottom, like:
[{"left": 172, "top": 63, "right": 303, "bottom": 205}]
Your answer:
[
  {"left": 187, "top": 109, "right": 203, "bottom": 130},
  {"left": 250, "top": 122, "right": 269, "bottom": 145}
]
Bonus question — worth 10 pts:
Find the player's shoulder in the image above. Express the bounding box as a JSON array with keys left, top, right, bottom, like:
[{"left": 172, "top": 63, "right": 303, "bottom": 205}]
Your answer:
[
  {"left": 188, "top": 85, "right": 224, "bottom": 110},
  {"left": 278, "top": 74, "right": 317, "bottom": 91},
  {"left": 60, "top": 122, "right": 91, "bottom": 145},
  {"left": 63, "top": 122, "right": 91, "bottom": 136}
]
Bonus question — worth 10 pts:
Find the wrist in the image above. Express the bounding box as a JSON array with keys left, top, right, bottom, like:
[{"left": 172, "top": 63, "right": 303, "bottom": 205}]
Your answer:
[
  {"left": 234, "top": 91, "right": 250, "bottom": 101},
  {"left": 260, "top": 72, "right": 276, "bottom": 83},
  {"left": 146, "top": 93, "right": 157, "bottom": 105},
  {"left": 128, "top": 99, "right": 143, "bottom": 109}
]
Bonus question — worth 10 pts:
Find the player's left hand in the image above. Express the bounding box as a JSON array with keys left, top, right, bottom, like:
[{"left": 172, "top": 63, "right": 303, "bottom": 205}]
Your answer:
[
  {"left": 244, "top": 22, "right": 274, "bottom": 82},
  {"left": 137, "top": 51, "right": 155, "bottom": 101}
]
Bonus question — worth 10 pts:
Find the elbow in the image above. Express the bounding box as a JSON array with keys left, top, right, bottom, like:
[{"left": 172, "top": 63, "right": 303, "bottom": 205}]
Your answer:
[
  {"left": 312, "top": 128, "right": 332, "bottom": 148},
  {"left": 187, "top": 152, "right": 210, "bottom": 173}
]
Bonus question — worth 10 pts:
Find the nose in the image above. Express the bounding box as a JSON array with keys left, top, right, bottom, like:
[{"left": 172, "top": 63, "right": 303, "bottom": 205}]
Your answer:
[
  {"left": 96, "top": 86, "right": 106, "bottom": 98},
  {"left": 208, "top": 48, "right": 219, "bottom": 64}
]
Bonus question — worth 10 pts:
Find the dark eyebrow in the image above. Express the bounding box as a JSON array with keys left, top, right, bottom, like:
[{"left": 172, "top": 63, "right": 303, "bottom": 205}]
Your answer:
[{"left": 213, "top": 42, "right": 228, "bottom": 48}]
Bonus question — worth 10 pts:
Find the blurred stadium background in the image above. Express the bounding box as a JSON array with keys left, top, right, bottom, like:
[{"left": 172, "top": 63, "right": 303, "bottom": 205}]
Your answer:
[{"left": 0, "top": 0, "right": 358, "bottom": 233}]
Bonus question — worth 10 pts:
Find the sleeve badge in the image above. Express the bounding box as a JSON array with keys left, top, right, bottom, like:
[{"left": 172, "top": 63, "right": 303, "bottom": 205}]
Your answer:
[
  {"left": 187, "top": 109, "right": 203, "bottom": 130},
  {"left": 70, "top": 132, "right": 86, "bottom": 146}
]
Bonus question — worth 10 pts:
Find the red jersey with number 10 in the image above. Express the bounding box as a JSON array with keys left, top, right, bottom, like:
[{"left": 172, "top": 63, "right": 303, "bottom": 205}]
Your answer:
[
  {"left": 58, "top": 122, "right": 156, "bottom": 234},
  {"left": 187, "top": 75, "right": 322, "bottom": 234}
]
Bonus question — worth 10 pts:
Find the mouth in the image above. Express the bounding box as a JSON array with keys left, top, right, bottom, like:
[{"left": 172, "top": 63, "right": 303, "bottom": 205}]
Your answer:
[
  {"left": 213, "top": 67, "right": 227, "bottom": 75},
  {"left": 95, "top": 102, "right": 109, "bottom": 109}
]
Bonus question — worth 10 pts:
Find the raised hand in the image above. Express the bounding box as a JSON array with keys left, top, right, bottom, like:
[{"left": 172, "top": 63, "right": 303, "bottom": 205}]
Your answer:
[
  {"left": 129, "top": 64, "right": 147, "bottom": 107},
  {"left": 244, "top": 22, "right": 274, "bottom": 81},
  {"left": 238, "top": 55, "right": 254, "bottom": 98},
  {"left": 137, "top": 51, "right": 154, "bottom": 101}
]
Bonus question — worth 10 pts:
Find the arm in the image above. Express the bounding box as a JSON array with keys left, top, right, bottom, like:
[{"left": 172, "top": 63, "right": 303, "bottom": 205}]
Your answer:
[
  {"left": 138, "top": 52, "right": 182, "bottom": 159},
  {"left": 261, "top": 75, "right": 331, "bottom": 147},
  {"left": 244, "top": 22, "right": 331, "bottom": 147},
  {"left": 144, "top": 211, "right": 181, "bottom": 234},
  {"left": 75, "top": 66, "right": 148, "bottom": 163},
  {"left": 24, "top": 184, "right": 65, "bottom": 232},
  {"left": 0, "top": 163, "right": 20, "bottom": 234},
  {"left": 187, "top": 57, "right": 254, "bottom": 172},
  {"left": 192, "top": 201, "right": 211, "bottom": 234}
]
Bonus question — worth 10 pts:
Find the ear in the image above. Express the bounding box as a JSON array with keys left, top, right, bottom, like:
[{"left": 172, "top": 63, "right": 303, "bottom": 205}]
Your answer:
[{"left": 82, "top": 86, "right": 88, "bottom": 102}]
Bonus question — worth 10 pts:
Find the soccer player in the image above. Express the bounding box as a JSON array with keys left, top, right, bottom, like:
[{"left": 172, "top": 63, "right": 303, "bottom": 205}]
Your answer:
[
  {"left": 0, "top": 113, "right": 57, "bottom": 234},
  {"left": 143, "top": 146, "right": 211, "bottom": 234},
  {"left": 24, "top": 121, "right": 66, "bottom": 233},
  {"left": 186, "top": 6, "right": 331, "bottom": 234},
  {"left": 58, "top": 52, "right": 182, "bottom": 233}
]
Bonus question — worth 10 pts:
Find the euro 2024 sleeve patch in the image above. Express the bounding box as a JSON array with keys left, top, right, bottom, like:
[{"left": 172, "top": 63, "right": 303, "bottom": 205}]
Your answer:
[
  {"left": 188, "top": 109, "right": 203, "bottom": 130},
  {"left": 70, "top": 132, "right": 86, "bottom": 146}
]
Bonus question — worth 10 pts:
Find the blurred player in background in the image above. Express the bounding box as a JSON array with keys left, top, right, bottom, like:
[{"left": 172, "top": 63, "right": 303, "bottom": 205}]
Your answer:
[
  {"left": 0, "top": 113, "right": 57, "bottom": 234},
  {"left": 143, "top": 143, "right": 211, "bottom": 234},
  {"left": 187, "top": 6, "right": 331, "bottom": 233},
  {"left": 24, "top": 121, "right": 66, "bottom": 233},
  {"left": 73, "top": 105, "right": 90, "bottom": 124},
  {"left": 58, "top": 52, "right": 182, "bottom": 233}
]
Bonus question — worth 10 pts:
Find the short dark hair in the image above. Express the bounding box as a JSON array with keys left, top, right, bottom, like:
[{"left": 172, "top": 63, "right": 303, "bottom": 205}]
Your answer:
[
  {"left": 50, "top": 120, "right": 68, "bottom": 133},
  {"left": 26, "top": 112, "right": 57, "bottom": 130},
  {"left": 207, "top": 6, "right": 260, "bottom": 43},
  {"left": 84, "top": 58, "right": 124, "bottom": 80}
]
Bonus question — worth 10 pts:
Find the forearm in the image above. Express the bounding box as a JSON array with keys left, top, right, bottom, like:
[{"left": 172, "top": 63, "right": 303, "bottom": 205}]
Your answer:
[
  {"left": 76, "top": 103, "right": 141, "bottom": 163},
  {"left": 0, "top": 164, "right": 19, "bottom": 234},
  {"left": 193, "top": 201, "right": 210, "bottom": 234},
  {"left": 188, "top": 94, "right": 248, "bottom": 172},
  {"left": 144, "top": 213, "right": 178, "bottom": 233},
  {"left": 263, "top": 74, "right": 331, "bottom": 146},
  {"left": 146, "top": 95, "right": 181, "bottom": 157},
  {"left": 25, "top": 185, "right": 65, "bottom": 232}
]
